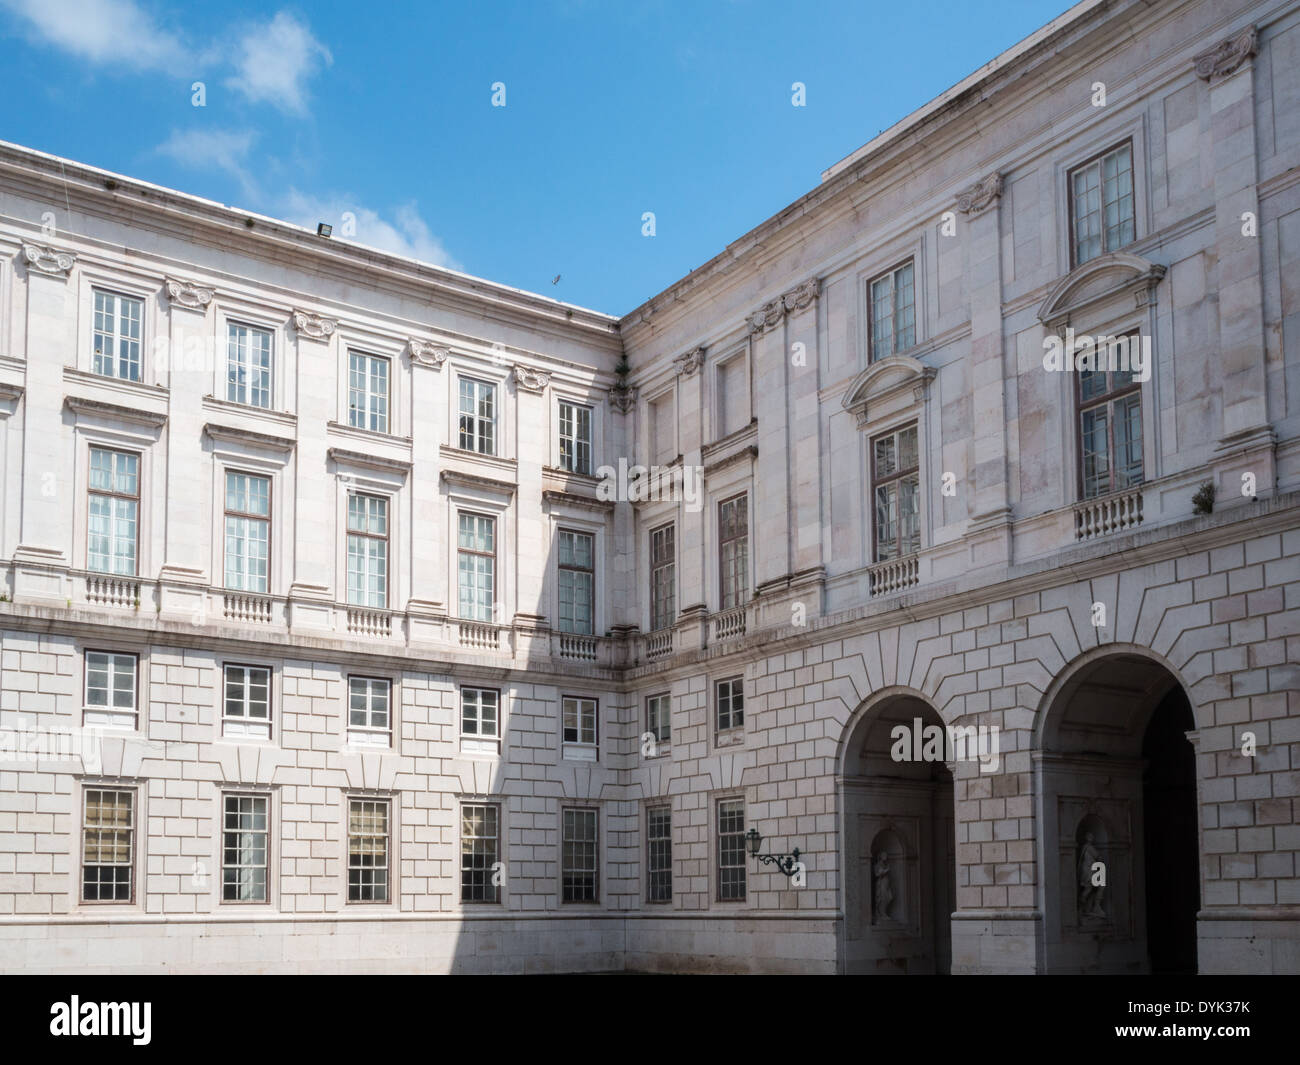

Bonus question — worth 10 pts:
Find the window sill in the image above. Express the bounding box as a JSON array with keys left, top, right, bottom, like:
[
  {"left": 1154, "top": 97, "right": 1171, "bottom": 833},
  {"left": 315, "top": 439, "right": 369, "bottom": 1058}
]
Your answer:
[
  {"left": 715, "top": 728, "right": 745, "bottom": 749},
  {"left": 563, "top": 744, "right": 598, "bottom": 762},
  {"left": 460, "top": 736, "right": 501, "bottom": 755},
  {"left": 327, "top": 419, "right": 411, "bottom": 445}
]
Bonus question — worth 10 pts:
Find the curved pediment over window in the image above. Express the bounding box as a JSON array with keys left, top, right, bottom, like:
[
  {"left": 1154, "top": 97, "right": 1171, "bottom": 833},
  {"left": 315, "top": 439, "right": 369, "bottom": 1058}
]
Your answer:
[
  {"left": 1037, "top": 252, "right": 1166, "bottom": 331},
  {"left": 841, "top": 355, "right": 935, "bottom": 430}
]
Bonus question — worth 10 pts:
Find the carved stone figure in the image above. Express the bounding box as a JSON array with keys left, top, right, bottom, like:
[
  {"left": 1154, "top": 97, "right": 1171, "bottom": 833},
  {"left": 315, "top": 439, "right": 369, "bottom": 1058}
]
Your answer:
[
  {"left": 873, "top": 852, "right": 894, "bottom": 921},
  {"left": 1077, "top": 831, "right": 1106, "bottom": 920}
]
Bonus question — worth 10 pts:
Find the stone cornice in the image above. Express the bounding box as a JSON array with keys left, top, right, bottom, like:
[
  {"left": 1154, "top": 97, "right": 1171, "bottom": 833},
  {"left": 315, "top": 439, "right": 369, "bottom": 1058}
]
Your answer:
[
  {"left": 1194, "top": 25, "right": 1256, "bottom": 83},
  {"left": 292, "top": 309, "right": 338, "bottom": 340},
  {"left": 165, "top": 276, "right": 215, "bottom": 310},
  {"left": 327, "top": 447, "right": 412, "bottom": 475},
  {"left": 956, "top": 172, "right": 1002, "bottom": 215},
  {"left": 703, "top": 443, "right": 758, "bottom": 477},
  {"left": 203, "top": 422, "right": 296, "bottom": 453},
  {"left": 747, "top": 278, "right": 820, "bottom": 335},
  {"left": 842, "top": 356, "right": 936, "bottom": 430},
  {"left": 541, "top": 489, "right": 615, "bottom": 514},
  {"left": 22, "top": 242, "right": 75, "bottom": 278},
  {"left": 64, "top": 395, "right": 167, "bottom": 429},
  {"left": 440, "top": 468, "right": 517, "bottom": 497},
  {"left": 673, "top": 347, "right": 705, "bottom": 376},
  {"left": 408, "top": 338, "right": 449, "bottom": 368},
  {"left": 513, "top": 364, "right": 550, "bottom": 393},
  {"left": 1037, "top": 252, "right": 1166, "bottom": 330}
]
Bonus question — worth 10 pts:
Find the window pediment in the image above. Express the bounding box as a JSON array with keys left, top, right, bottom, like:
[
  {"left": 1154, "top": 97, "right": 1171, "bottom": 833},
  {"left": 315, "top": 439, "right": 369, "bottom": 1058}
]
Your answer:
[
  {"left": 1037, "top": 252, "right": 1165, "bottom": 331},
  {"left": 842, "top": 356, "right": 934, "bottom": 430}
]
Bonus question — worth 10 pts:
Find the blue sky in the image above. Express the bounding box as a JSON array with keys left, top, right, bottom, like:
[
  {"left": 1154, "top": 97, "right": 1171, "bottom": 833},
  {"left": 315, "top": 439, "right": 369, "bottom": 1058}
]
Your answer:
[{"left": 0, "top": 0, "right": 1072, "bottom": 316}]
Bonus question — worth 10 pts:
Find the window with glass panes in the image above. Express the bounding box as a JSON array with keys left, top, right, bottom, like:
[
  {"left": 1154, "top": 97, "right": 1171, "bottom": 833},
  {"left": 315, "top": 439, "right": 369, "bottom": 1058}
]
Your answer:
[
  {"left": 348, "top": 352, "right": 389, "bottom": 433},
  {"left": 84, "top": 651, "right": 137, "bottom": 729},
  {"left": 869, "top": 261, "right": 915, "bottom": 360},
  {"left": 92, "top": 290, "right": 142, "bottom": 382},
  {"left": 557, "top": 529, "right": 594, "bottom": 635},
  {"left": 347, "top": 798, "right": 389, "bottom": 903},
  {"left": 717, "top": 799, "right": 746, "bottom": 902},
  {"left": 346, "top": 493, "right": 388, "bottom": 608},
  {"left": 458, "top": 377, "right": 496, "bottom": 454},
  {"left": 87, "top": 447, "right": 139, "bottom": 575},
  {"left": 719, "top": 494, "right": 749, "bottom": 610},
  {"left": 224, "top": 471, "right": 270, "bottom": 593},
  {"left": 82, "top": 788, "right": 134, "bottom": 902},
  {"left": 650, "top": 523, "right": 675, "bottom": 632},
  {"left": 223, "top": 664, "right": 271, "bottom": 739},
  {"left": 1070, "top": 142, "right": 1134, "bottom": 266},
  {"left": 716, "top": 677, "right": 744, "bottom": 732},
  {"left": 457, "top": 513, "right": 495, "bottom": 621},
  {"left": 461, "top": 803, "right": 500, "bottom": 903},
  {"left": 558, "top": 400, "right": 592, "bottom": 474},
  {"left": 226, "top": 322, "right": 272, "bottom": 408},
  {"left": 561, "top": 807, "right": 598, "bottom": 903},
  {"left": 563, "top": 696, "right": 598, "bottom": 749},
  {"left": 461, "top": 687, "right": 499, "bottom": 739},
  {"left": 222, "top": 793, "right": 269, "bottom": 903},
  {"left": 1078, "top": 341, "right": 1144, "bottom": 499},
  {"left": 871, "top": 424, "right": 920, "bottom": 562},
  {"left": 347, "top": 676, "right": 391, "bottom": 746},
  {"left": 646, "top": 693, "right": 671, "bottom": 746},
  {"left": 647, "top": 805, "right": 672, "bottom": 903}
]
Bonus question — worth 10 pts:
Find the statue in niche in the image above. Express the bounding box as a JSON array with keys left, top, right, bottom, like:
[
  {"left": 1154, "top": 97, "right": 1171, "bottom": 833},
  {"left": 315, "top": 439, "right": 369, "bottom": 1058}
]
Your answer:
[
  {"left": 1077, "top": 831, "right": 1107, "bottom": 921},
  {"left": 873, "top": 852, "right": 895, "bottom": 922}
]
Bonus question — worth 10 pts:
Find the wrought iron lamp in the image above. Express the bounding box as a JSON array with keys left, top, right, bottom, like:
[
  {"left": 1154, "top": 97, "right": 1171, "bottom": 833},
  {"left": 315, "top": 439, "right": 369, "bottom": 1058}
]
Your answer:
[{"left": 744, "top": 828, "right": 801, "bottom": 877}]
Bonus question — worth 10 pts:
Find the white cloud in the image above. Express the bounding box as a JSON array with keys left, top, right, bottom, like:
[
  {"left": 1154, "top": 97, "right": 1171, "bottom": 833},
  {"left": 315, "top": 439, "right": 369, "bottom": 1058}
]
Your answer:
[
  {"left": 1, "top": 0, "right": 193, "bottom": 74},
  {"left": 155, "top": 128, "right": 259, "bottom": 201},
  {"left": 283, "top": 191, "right": 461, "bottom": 270},
  {"left": 225, "top": 12, "right": 332, "bottom": 115}
]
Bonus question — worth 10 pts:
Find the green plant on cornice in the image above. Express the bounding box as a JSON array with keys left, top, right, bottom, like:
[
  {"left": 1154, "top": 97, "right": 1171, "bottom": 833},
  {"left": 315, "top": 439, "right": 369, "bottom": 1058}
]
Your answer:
[
  {"left": 1192, "top": 481, "right": 1216, "bottom": 515},
  {"left": 613, "top": 352, "right": 631, "bottom": 386}
]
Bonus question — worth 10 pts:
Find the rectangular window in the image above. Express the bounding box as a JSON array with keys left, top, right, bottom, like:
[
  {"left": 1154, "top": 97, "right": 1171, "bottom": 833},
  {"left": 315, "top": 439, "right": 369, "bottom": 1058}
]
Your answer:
[
  {"left": 717, "top": 799, "right": 747, "bottom": 902},
  {"left": 461, "top": 687, "right": 500, "bottom": 745},
  {"left": 461, "top": 803, "right": 500, "bottom": 903},
  {"left": 646, "top": 805, "right": 672, "bottom": 903},
  {"left": 224, "top": 471, "right": 270, "bottom": 593},
  {"left": 347, "top": 798, "right": 390, "bottom": 903},
  {"left": 557, "top": 529, "right": 594, "bottom": 635},
  {"left": 222, "top": 793, "right": 269, "bottom": 903},
  {"left": 718, "top": 494, "right": 749, "bottom": 610},
  {"left": 226, "top": 322, "right": 272, "bottom": 409},
  {"left": 347, "top": 676, "right": 391, "bottom": 747},
  {"left": 1078, "top": 345, "right": 1144, "bottom": 499},
  {"left": 650, "top": 523, "right": 675, "bottom": 632},
  {"left": 82, "top": 787, "right": 134, "bottom": 902},
  {"left": 558, "top": 400, "right": 592, "bottom": 475},
  {"left": 223, "top": 663, "right": 271, "bottom": 739},
  {"left": 646, "top": 692, "right": 671, "bottom": 746},
  {"left": 457, "top": 512, "right": 496, "bottom": 621},
  {"left": 87, "top": 447, "right": 139, "bottom": 576},
  {"left": 347, "top": 493, "right": 388, "bottom": 608},
  {"left": 562, "top": 696, "right": 598, "bottom": 760},
  {"left": 561, "top": 806, "right": 598, "bottom": 903},
  {"left": 458, "top": 377, "right": 497, "bottom": 455},
  {"left": 872, "top": 423, "right": 920, "bottom": 562},
  {"left": 84, "top": 651, "right": 137, "bottom": 729},
  {"left": 717, "top": 356, "right": 749, "bottom": 438},
  {"left": 716, "top": 677, "right": 744, "bottom": 733},
  {"left": 1070, "top": 142, "right": 1134, "bottom": 266},
  {"left": 348, "top": 352, "right": 390, "bottom": 434},
  {"left": 92, "top": 290, "right": 142, "bottom": 382},
  {"left": 869, "top": 261, "right": 916, "bottom": 360}
]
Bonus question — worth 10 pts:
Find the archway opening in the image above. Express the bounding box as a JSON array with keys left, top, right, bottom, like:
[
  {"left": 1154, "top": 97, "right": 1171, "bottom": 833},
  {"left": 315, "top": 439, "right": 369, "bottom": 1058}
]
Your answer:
[
  {"left": 842, "top": 695, "right": 954, "bottom": 974},
  {"left": 1039, "top": 652, "right": 1199, "bottom": 974}
]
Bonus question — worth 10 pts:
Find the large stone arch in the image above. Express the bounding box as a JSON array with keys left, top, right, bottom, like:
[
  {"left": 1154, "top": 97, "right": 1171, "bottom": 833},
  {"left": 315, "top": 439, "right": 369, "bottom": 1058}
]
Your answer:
[
  {"left": 838, "top": 686, "right": 956, "bottom": 974},
  {"left": 1033, "top": 643, "right": 1202, "bottom": 973}
]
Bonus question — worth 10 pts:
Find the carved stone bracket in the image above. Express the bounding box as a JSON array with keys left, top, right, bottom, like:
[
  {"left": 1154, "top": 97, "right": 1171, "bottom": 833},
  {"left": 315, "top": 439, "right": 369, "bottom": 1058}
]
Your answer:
[
  {"left": 291, "top": 309, "right": 338, "bottom": 340},
  {"left": 513, "top": 364, "right": 550, "bottom": 393},
  {"left": 22, "top": 243, "right": 76, "bottom": 278},
  {"left": 165, "top": 277, "right": 215, "bottom": 310},
  {"left": 748, "top": 277, "right": 820, "bottom": 335},
  {"left": 1194, "top": 25, "right": 1257, "bottom": 83},
  {"left": 408, "top": 338, "right": 449, "bottom": 368},
  {"left": 609, "top": 384, "right": 637, "bottom": 414},
  {"left": 956, "top": 172, "right": 1002, "bottom": 215},
  {"left": 673, "top": 346, "right": 705, "bottom": 376}
]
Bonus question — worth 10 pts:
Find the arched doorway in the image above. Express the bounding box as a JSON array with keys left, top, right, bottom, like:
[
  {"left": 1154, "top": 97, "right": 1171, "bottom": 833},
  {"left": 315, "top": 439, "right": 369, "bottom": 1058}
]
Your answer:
[
  {"left": 841, "top": 691, "right": 955, "bottom": 974},
  {"left": 1036, "top": 649, "right": 1200, "bottom": 973}
]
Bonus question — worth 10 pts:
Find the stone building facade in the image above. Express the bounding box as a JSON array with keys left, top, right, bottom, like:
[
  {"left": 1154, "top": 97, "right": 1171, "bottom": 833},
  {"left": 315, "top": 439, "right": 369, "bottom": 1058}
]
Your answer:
[{"left": 1, "top": 0, "right": 1298, "bottom": 973}]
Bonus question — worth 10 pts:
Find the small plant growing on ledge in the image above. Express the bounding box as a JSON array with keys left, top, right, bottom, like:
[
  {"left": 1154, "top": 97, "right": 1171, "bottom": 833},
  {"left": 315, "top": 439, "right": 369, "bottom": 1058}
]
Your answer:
[
  {"left": 1192, "top": 481, "right": 1216, "bottom": 515},
  {"left": 133, "top": 597, "right": 141, "bottom": 610}
]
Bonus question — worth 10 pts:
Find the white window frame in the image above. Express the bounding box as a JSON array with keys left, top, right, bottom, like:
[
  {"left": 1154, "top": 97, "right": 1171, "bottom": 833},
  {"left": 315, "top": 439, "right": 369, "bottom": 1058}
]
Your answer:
[
  {"left": 347, "top": 350, "right": 391, "bottom": 434},
  {"left": 646, "top": 692, "right": 671, "bottom": 750},
  {"left": 223, "top": 469, "right": 271, "bottom": 593},
  {"left": 557, "top": 398, "right": 593, "bottom": 475},
  {"left": 562, "top": 695, "right": 599, "bottom": 761},
  {"left": 346, "top": 492, "right": 389, "bottom": 608},
  {"left": 83, "top": 649, "right": 138, "bottom": 730},
  {"left": 646, "top": 803, "right": 672, "bottom": 904},
  {"left": 456, "top": 511, "right": 497, "bottom": 622},
  {"left": 346, "top": 675, "right": 393, "bottom": 748},
  {"left": 649, "top": 521, "right": 676, "bottom": 633},
  {"left": 220, "top": 791, "right": 271, "bottom": 904},
  {"left": 1068, "top": 140, "right": 1136, "bottom": 268},
  {"left": 716, "top": 676, "right": 744, "bottom": 736},
  {"left": 222, "top": 662, "right": 273, "bottom": 740},
  {"left": 226, "top": 320, "right": 274, "bottom": 409},
  {"left": 346, "top": 796, "right": 392, "bottom": 905},
  {"left": 457, "top": 375, "right": 498, "bottom": 455},
  {"left": 80, "top": 785, "right": 137, "bottom": 905},
  {"left": 460, "top": 686, "right": 501, "bottom": 754},
  {"left": 868, "top": 260, "right": 917, "bottom": 362},
  {"left": 86, "top": 445, "right": 140, "bottom": 576},
  {"left": 556, "top": 528, "right": 595, "bottom": 636},
  {"left": 716, "top": 797, "right": 747, "bottom": 903},
  {"left": 560, "top": 805, "right": 600, "bottom": 904},
  {"left": 460, "top": 802, "right": 501, "bottom": 904},
  {"left": 91, "top": 288, "right": 144, "bottom": 383}
]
